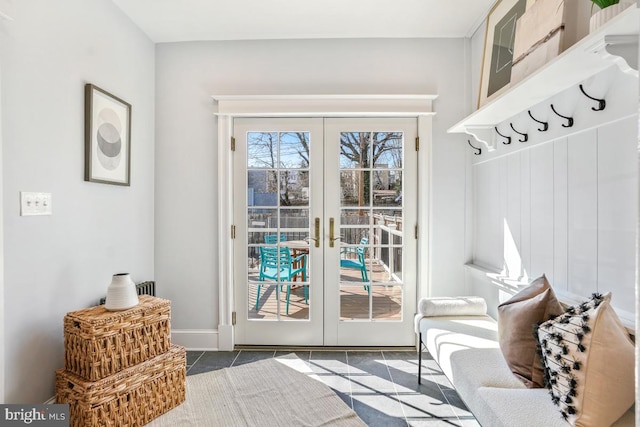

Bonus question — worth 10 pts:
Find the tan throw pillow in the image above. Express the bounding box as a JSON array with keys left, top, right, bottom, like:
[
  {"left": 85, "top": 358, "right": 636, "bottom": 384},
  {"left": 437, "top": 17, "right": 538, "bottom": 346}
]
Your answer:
[
  {"left": 497, "top": 275, "right": 564, "bottom": 388},
  {"left": 537, "top": 293, "right": 634, "bottom": 426}
]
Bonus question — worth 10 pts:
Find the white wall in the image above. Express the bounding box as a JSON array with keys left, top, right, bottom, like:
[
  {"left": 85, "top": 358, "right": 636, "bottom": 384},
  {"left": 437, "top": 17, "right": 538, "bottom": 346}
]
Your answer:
[
  {"left": 634, "top": 24, "right": 639, "bottom": 427},
  {"left": 0, "top": 0, "right": 155, "bottom": 403},
  {"left": 155, "top": 38, "right": 470, "bottom": 341},
  {"left": 0, "top": 18, "right": 4, "bottom": 403}
]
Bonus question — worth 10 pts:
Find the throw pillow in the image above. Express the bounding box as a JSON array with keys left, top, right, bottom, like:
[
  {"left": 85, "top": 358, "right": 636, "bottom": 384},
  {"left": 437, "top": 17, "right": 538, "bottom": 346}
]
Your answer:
[
  {"left": 537, "top": 293, "right": 634, "bottom": 426},
  {"left": 498, "top": 275, "right": 564, "bottom": 388}
]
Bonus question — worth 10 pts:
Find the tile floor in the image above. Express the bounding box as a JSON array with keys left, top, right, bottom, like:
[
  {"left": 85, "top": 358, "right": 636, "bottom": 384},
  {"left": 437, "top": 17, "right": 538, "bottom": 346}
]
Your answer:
[{"left": 186, "top": 349, "right": 480, "bottom": 427}]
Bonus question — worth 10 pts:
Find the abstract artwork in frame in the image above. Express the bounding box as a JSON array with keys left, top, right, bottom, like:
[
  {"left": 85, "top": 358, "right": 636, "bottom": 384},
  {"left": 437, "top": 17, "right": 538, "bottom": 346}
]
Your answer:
[
  {"left": 477, "top": 0, "right": 532, "bottom": 108},
  {"left": 84, "top": 83, "right": 131, "bottom": 186}
]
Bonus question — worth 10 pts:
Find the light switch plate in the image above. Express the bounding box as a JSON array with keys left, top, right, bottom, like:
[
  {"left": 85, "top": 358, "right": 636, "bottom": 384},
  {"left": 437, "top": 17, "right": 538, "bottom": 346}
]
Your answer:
[{"left": 20, "top": 192, "right": 52, "bottom": 216}]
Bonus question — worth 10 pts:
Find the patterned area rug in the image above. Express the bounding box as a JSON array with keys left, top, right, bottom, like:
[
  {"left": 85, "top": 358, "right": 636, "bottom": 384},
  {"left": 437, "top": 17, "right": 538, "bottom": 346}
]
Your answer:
[{"left": 147, "top": 354, "right": 367, "bottom": 426}]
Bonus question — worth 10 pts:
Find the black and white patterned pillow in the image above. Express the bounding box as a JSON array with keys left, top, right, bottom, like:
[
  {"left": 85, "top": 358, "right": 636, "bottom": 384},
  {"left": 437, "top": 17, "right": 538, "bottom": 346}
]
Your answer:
[{"left": 535, "top": 292, "right": 634, "bottom": 425}]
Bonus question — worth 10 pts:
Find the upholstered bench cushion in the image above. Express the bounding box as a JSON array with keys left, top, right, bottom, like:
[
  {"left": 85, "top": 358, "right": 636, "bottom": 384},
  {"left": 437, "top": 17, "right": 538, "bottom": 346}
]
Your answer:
[
  {"left": 416, "top": 315, "right": 500, "bottom": 380},
  {"left": 477, "top": 388, "right": 635, "bottom": 427},
  {"left": 417, "top": 315, "right": 525, "bottom": 425},
  {"left": 449, "top": 347, "right": 525, "bottom": 397}
]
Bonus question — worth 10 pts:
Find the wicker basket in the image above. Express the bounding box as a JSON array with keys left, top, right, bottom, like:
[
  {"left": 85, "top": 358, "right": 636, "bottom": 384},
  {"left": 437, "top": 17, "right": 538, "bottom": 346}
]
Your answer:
[
  {"left": 64, "top": 295, "right": 171, "bottom": 381},
  {"left": 56, "top": 344, "right": 186, "bottom": 427}
]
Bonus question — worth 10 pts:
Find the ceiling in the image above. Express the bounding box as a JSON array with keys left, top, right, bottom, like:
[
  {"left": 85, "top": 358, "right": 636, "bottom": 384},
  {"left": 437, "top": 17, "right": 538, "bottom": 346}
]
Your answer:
[{"left": 111, "top": 0, "right": 496, "bottom": 43}]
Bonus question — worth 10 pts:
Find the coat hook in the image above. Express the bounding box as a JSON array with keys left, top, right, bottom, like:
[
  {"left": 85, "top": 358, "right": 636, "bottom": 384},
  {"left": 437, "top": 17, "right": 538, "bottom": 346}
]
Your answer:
[
  {"left": 579, "top": 84, "right": 606, "bottom": 111},
  {"left": 467, "top": 139, "right": 482, "bottom": 155},
  {"left": 509, "top": 123, "right": 528, "bottom": 142},
  {"left": 550, "top": 104, "right": 574, "bottom": 127},
  {"left": 495, "top": 126, "right": 511, "bottom": 145},
  {"left": 527, "top": 110, "right": 549, "bottom": 132}
]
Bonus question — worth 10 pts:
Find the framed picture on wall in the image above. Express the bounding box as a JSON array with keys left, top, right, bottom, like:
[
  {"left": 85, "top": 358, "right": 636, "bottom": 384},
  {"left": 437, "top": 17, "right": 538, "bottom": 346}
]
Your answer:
[
  {"left": 84, "top": 83, "right": 131, "bottom": 186},
  {"left": 477, "top": 0, "right": 532, "bottom": 108}
]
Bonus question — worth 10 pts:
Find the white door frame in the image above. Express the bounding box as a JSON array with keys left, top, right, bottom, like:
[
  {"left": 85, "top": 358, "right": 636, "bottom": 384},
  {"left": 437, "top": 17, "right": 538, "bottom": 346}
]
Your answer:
[{"left": 214, "top": 95, "right": 437, "bottom": 350}]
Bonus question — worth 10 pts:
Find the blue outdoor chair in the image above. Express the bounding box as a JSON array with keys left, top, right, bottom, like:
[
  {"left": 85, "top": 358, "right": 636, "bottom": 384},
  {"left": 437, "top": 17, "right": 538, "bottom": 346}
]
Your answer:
[
  {"left": 255, "top": 245, "right": 307, "bottom": 314},
  {"left": 340, "top": 237, "right": 369, "bottom": 292},
  {"left": 264, "top": 234, "right": 287, "bottom": 244}
]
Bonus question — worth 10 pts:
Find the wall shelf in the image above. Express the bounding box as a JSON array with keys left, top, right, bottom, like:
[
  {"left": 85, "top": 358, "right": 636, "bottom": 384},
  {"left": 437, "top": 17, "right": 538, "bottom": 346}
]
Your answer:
[{"left": 449, "top": 6, "right": 639, "bottom": 151}]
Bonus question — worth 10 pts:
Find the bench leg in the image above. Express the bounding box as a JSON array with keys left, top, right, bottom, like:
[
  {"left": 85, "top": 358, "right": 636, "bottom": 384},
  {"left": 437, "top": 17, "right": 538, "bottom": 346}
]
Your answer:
[{"left": 418, "top": 332, "right": 423, "bottom": 385}]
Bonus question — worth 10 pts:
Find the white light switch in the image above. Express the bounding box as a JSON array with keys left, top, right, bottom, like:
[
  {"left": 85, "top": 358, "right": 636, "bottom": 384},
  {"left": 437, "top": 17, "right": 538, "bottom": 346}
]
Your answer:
[{"left": 20, "top": 192, "right": 52, "bottom": 216}]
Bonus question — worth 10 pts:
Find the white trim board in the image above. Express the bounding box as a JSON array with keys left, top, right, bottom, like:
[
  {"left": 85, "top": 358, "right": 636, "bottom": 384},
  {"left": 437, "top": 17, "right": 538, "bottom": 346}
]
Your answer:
[{"left": 212, "top": 94, "right": 437, "bottom": 117}]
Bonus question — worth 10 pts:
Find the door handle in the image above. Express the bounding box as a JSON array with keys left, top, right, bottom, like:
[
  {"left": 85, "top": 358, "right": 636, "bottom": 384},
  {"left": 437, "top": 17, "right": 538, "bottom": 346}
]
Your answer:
[
  {"left": 308, "top": 217, "right": 321, "bottom": 248},
  {"left": 329, "top": 217, "right": 340, "bottom": 248}
]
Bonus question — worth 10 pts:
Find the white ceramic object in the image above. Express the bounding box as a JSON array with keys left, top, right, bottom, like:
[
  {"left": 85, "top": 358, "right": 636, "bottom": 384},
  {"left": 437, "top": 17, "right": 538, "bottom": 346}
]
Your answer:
[
  {"left": 105, "top": 273, "right": 139, "bottom": 311},
  {"left": 589, "top": 1, "right": 634, "bottom": 32}
]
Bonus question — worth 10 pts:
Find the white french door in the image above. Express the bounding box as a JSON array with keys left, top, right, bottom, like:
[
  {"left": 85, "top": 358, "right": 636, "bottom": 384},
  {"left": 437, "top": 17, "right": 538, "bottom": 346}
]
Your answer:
[
  {"left": 324, "top": 118, "right": 417, "bottom": 345},
  {"left": 233, "top": 117, "right": 417, "bottom": 346},
  {"left": 233, "top": 118, "right": 324, "bottom": 345}
]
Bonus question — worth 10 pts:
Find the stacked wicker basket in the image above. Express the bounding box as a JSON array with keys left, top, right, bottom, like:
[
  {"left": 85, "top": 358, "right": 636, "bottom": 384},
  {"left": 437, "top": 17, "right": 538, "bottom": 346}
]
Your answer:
[{"left": 56, "top": 295, "right": 186, "bottom": 427}]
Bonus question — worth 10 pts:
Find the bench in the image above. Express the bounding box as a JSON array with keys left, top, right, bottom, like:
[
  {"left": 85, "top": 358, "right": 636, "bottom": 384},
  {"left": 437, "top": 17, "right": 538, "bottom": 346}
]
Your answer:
[{"left": 415, "top": 297, "right": 634, "bottom": 427}]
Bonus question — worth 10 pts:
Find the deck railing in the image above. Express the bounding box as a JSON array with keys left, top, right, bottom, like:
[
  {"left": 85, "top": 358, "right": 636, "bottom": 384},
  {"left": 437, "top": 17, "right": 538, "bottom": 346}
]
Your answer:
[
  {"left": 246, "top": 212, "right": 403, "bottom": 281},
  {"left": 372, "top": 214, "right": 403, "bottom": 282}
]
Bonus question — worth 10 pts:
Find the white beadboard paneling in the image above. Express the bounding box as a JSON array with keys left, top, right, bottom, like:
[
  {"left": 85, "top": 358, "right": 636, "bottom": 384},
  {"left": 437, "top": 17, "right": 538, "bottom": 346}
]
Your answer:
[
  {"left": 520, "top": 150, "right": 531, "bottom": 280},
  {"left": 530, "top": 143, "right": 554, "bottom": 281},
  {"left": 505, "top": 154, "right": 522, "bottom": 278},
  {"left": 498, "top": 156, "right": 508, "bottom": 271},
  {"left": 597, "top": 117, "right": 637, "bottom": 315},
  {"left": 474, "top": 160, "right": 504, "bottom": 271},
  {"left": 553, "top": 138, "right": 569, "bottom": 292},
  {"left": 567, "top": 131, "right": 598, "bottom": 297}
]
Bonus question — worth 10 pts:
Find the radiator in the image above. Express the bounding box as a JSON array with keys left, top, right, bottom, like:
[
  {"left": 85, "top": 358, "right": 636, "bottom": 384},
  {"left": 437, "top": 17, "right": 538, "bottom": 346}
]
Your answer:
[
  {"left": 135, "top": 281, "right": 156, "bottom": 297},
  {"left": 99, "top": 281, "right": 156, "bottom": 305}
]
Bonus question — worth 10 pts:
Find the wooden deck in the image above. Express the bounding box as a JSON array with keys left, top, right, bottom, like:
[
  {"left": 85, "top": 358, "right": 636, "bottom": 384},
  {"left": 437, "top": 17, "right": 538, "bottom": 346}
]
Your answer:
[{"left": 247, "top": 261, "right": 403, "bottom": 321}]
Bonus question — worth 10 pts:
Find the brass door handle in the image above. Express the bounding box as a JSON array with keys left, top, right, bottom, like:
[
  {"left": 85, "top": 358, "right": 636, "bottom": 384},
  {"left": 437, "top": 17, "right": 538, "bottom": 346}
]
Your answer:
[
  {"left": 308, "top": 217, "right": 321, "bottom": 248},
  {"left": 329, "top": 218, "right": 340, "bottom": 248}
]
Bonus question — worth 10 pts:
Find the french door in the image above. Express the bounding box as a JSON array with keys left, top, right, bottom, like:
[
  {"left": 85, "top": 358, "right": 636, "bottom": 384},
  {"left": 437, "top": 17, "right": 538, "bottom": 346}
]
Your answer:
[{"left": 233, "top": 117, "right": 417, "bottom": 346}]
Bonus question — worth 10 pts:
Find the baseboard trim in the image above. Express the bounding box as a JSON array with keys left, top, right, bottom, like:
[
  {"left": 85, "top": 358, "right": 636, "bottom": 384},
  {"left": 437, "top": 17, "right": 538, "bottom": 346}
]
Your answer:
[
  {"left": 44, "top": 396, "right": 56, "bottom": 404},
  {"left": 171, "top": 329, "right": 219, "bottom": 351}
]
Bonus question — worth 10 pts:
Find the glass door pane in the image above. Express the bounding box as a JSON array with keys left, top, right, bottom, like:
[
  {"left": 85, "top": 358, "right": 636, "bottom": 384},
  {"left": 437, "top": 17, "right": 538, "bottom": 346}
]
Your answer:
[{"left": 247, "top": 131, "right": 311, "bottom": 321}]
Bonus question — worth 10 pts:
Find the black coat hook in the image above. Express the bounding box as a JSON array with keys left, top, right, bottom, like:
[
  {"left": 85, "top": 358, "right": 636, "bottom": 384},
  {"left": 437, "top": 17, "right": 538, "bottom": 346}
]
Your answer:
[
  {"left": 550, "top": 104, "right": 574, "bottom": 127},
  {"left": 467, "top": 139, "right": 482, "bottom": 155},
  {"left": 495, "top": 126, "right": 511, "bottom": 145},
  {"left": 527, "top": 110, "right": 549, "bottom": 132},
  {"left": 579, "top": 84, "right": 606, "bottom": 111},
  {"left": 509, "top": 123, "right": 528, "bottom": 142}
]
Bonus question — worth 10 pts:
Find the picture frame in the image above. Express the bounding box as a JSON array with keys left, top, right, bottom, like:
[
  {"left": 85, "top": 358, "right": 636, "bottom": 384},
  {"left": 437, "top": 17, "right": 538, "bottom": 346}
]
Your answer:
[
  {"left": 84, "top": 83, "right": 131, "bottom": 186},
  {"left": 477, "top": 0, "right": 532, "bottom": 108}
]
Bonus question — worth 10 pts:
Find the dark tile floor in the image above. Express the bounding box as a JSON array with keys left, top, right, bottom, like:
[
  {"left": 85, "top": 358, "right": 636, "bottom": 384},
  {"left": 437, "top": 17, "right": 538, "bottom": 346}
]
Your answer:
[{"left": 186, "top": 349, "right": 480, "bottom": 427}]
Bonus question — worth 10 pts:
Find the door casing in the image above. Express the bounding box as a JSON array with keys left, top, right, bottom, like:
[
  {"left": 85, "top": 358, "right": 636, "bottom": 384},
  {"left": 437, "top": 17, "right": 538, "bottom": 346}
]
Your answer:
[{"left": 213, "top": 94, "right": 436, "bottom": 351}]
